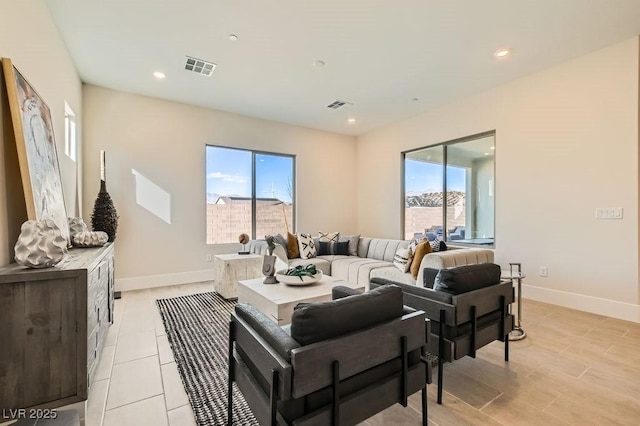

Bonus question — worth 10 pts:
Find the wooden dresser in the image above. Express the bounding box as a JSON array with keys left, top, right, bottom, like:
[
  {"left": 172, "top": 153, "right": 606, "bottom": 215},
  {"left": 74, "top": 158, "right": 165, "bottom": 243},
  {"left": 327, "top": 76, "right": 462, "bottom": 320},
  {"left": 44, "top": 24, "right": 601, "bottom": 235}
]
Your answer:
[{"left": 0, "top": 243, "right": 115, "bottom": 411}]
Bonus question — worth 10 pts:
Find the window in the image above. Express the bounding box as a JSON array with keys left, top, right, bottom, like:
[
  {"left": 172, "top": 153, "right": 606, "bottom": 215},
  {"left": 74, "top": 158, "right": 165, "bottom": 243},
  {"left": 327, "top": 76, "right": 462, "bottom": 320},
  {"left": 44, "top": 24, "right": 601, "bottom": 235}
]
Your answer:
[
  {"left": 403, "top": 132, "right": 495, "bottom": 246},
  {"left": 64, "top": 102, "right": 77, "bottom": 161},
  {"left": 206, "top": 146, "right": 295, "bottom": 244}
]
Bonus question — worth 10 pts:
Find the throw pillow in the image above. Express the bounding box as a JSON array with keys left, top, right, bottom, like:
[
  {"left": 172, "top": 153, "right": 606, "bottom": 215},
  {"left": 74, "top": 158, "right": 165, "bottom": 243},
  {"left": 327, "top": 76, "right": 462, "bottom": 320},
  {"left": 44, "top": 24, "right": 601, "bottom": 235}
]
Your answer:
[
  {"left": 287, "top": 232, "right": 300, "bottom": 259},
  {"left": 339, "top": 234, "right": 360, "bottom": 256},
  {"left": 318, "top": 231, "right": 340, "bottom": 243},
  {"left": 318, "top": 240, "right": 350, "bottom": 256},
  {"left": 409, "top": 240, "right": 433, "bottom": 279},
  {"left": 297, "top": 233, "right": 317, "bottom": 259},
  {"left": 393, "top": 247, "right": 412, "bottom": 273}
]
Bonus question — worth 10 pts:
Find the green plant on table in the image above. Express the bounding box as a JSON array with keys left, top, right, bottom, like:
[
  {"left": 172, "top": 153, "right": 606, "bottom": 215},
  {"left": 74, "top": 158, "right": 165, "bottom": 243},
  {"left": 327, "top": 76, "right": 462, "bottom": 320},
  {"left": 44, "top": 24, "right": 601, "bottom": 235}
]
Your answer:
[{"left": 284, "top": 264, "right": 318, "bottom": 281}]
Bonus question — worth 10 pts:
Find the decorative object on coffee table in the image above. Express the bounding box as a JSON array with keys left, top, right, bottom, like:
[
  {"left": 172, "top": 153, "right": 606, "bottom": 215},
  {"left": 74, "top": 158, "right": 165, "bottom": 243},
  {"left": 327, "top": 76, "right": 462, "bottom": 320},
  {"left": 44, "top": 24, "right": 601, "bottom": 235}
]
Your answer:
[
  {"left": 14, "top": 219, "right": 68, "bottom": 268},
  {"left": 262, "top": 255, "right": 278, "bottom": 284},
  {"left": 91, "top": 151, "right": 119, "bottom": 242},
  {"left": 68, "top": 216, "right": 89, "bottom": 237},
  {"left": 237, "top": 232, "right": 250, "bottom": 255},
  {"left": 275, "top": 265, "right": 323, "bottom": 286},
  {"left": 2, "top": 58, "right": 71, "bottom": 247},
  {"left": 72, "top": 230, "right": 109, "bottom": 248}
]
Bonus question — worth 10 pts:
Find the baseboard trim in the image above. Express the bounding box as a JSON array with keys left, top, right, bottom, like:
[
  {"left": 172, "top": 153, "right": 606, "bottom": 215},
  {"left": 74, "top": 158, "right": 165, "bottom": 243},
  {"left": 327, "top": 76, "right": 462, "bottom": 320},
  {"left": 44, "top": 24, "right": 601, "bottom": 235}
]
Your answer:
[
  {"left": 116, "top": 270, "right": 213, "bottom": 292},
  {"left": 523, "top": 284, "right": 640, "bottom": 323}
]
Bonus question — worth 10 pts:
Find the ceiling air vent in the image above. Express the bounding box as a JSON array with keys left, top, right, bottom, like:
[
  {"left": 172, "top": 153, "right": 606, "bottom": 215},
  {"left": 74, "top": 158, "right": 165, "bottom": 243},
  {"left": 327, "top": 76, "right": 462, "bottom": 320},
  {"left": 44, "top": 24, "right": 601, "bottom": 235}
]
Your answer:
[
  {"left": 326, "top": 100, "right": 353, "bottom": 110},
  {"left": 185, "top": 56, "right": 216, "bottom": 77}
]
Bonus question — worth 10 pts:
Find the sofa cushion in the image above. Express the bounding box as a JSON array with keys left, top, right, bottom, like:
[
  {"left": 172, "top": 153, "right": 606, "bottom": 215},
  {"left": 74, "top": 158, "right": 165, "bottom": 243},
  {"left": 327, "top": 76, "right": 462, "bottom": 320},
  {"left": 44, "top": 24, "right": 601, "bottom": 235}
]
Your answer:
[
  {"left": 370, "top": 266, "right": 417, "bottom": 286},
  {"left": 272, "top": 233, "right": 288, "bottom": 251},
  {"left": 291, "top": 285, "right": 404, "bottom": 345},
  {"left": 422, "top": 248, "right": 494, "bottom": 269},
  {"left": 433, "top": 263, "right": 502, "bottom": 295},
  {"left": 287, "top": 232, "right": 300, "bottom": 259},
  {"left": 340, "top": 234, "right": 361, "bottom": 256},
  {"left": 366, "top": 239, "right": 409, "bottom": 262}
]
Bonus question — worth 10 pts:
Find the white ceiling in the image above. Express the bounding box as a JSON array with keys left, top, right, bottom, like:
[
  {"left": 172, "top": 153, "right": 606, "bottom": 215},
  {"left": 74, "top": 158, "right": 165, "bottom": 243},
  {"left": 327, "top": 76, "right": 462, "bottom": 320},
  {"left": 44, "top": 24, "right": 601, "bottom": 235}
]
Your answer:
[{"left": 46, "top": 0, "right": 640, "bottom": 136}]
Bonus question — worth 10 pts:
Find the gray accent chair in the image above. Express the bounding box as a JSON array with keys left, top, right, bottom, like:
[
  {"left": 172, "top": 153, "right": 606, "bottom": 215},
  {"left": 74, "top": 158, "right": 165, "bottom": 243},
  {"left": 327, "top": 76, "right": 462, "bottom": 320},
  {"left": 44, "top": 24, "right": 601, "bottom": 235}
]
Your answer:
[
  {"left": 228, "top": 285, "right": 430, "bottom": 425},
  {"left": 370, "top": 263, "right": 514, "bottom": 404}
]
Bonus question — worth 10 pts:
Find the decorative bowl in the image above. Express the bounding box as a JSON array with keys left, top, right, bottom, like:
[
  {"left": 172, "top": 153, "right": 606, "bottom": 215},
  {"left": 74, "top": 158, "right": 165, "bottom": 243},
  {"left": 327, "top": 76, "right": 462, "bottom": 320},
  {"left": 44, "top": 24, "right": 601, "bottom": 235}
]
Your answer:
[{"left": 275, "top": 270, "right": 323, "bottom": 286}]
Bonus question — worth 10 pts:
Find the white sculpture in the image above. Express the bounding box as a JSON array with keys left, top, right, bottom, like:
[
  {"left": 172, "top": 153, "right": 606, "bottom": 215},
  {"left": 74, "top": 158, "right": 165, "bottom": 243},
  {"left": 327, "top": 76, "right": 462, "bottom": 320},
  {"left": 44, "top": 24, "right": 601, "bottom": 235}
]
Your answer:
[
  {"left": 73, "top": 231, "right": 108, "bottom": 247},
  {"left": 68, "top": 217, "right": 89, "bottom": 237},
  {"left": 14, "top": 219, "right": 68, "bottom": 268}
]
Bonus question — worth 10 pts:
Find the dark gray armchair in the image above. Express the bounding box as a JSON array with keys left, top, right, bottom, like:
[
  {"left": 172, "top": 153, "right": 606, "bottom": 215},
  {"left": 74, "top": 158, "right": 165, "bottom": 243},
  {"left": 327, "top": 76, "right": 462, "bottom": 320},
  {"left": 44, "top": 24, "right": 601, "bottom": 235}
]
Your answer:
[
  {"left": 371, "top": 263, "right": 514, "bottom": 404},
  {"left": 228, "top": 285, "right": 430, "bottom": 425}
]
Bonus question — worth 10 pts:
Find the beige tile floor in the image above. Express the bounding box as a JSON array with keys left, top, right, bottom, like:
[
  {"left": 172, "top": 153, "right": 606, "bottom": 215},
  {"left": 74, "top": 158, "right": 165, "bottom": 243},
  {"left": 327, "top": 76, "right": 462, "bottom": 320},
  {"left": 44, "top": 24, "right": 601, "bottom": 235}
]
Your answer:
[{"left": 27, "top": 282, "right": 640, "bottom": 425}]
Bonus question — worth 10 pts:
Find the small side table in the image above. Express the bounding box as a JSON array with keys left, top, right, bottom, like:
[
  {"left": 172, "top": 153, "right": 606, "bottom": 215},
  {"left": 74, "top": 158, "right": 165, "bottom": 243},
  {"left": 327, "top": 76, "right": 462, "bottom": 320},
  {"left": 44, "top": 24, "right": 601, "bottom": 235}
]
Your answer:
[
  {"left": 501, "top": 263, "right": 527, "bottom": 341},
  {"left": 213, "top": 253, "right": 263, "bottom": 299}
]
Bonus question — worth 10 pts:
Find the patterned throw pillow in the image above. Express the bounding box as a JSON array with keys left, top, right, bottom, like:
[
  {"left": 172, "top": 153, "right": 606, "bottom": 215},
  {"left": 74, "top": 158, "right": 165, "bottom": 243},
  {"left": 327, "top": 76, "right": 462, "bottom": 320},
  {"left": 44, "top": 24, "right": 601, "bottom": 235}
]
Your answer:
[
  {"left": 393, "top": 247, "right": 412, "bottom": 272},
  {"left": 430, "top": 240, "right": 448, "bottom": 252},
  {"left": 297, "top": 233, "right": 317, "bottom": 259},
  {"left": 318, "top": 231, "right": 340, "bottom": 243},
  {"left": 408, "top": 237, "right": 428, "bottom": 255}
]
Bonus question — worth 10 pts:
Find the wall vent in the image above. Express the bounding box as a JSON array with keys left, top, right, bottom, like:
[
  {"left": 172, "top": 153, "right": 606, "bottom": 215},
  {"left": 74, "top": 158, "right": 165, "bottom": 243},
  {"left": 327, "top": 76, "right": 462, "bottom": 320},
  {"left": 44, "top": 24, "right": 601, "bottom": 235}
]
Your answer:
[
  {"left": 326, "top": 100, "right": 353, "bottom": 109},
  {"left": 185, "top": 56, "right": 217, "bottom": 76}
]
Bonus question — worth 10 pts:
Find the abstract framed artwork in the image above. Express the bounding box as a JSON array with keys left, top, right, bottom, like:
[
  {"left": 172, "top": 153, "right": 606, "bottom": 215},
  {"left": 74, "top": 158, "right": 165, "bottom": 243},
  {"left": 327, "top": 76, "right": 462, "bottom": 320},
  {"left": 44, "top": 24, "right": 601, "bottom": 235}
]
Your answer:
[{"left": 2, "top": 58, "right": 70, "bottom": 246}]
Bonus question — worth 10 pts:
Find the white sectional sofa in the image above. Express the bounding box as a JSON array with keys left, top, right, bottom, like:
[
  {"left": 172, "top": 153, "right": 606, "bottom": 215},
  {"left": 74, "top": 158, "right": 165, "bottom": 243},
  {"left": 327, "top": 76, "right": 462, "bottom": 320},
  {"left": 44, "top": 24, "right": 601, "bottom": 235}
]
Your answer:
[{"left": 248, "top": 237, "right": 493, "bottom": 290}]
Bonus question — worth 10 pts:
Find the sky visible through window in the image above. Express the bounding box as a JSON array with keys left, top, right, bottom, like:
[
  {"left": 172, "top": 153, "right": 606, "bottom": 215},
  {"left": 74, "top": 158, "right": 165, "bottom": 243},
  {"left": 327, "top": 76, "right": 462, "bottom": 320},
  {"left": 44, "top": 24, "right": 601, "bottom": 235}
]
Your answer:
[
  {"left": 206, "top": 146, "right": 293, "bottom": 203},
  {"left": 405, "top": 159, "right": 466, "bottom": 193}
]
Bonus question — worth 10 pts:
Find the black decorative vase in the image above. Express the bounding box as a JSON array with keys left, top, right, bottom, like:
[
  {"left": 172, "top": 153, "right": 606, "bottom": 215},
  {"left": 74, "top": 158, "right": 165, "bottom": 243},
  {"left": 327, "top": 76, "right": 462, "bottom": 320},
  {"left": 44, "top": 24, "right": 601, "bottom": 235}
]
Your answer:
[{"left": 91, "top": 180, "right": 119, "bottom": 242}]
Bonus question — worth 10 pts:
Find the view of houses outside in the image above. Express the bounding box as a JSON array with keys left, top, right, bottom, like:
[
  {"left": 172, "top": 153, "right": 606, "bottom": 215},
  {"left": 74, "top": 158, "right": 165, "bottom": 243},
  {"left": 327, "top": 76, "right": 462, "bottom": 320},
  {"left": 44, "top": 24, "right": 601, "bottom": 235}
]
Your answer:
[{"left": 206, "top": 146, "right": 294, "bottom": 244}]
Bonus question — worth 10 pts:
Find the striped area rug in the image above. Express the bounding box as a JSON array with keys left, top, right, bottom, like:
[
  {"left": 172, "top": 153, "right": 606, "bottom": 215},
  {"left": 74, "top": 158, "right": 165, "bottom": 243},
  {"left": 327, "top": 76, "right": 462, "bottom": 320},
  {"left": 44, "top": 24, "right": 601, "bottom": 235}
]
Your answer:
[{"left": 156, "top": 292, "right": 257, "bottom": 425}]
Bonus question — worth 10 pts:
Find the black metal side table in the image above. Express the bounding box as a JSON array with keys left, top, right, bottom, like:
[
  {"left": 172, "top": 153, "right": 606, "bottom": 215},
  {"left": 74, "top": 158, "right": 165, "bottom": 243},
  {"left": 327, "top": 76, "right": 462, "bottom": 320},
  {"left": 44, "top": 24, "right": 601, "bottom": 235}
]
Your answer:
[{"left": 501, "top": 262, "right": 527, "bottom": 341}]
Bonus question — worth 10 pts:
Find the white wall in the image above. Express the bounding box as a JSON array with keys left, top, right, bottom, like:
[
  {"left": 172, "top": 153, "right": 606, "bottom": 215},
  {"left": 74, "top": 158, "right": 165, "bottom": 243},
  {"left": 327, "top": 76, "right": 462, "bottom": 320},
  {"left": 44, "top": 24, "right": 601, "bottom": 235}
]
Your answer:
[
  {"left": 0, "top": 0, "right": 82, "bottom": 267},
  {"left": 82, "top": 86, "right": 357, "bottom": 290},
  {"left": 357, "top": 37, "right": 639, "bottom": 322}
]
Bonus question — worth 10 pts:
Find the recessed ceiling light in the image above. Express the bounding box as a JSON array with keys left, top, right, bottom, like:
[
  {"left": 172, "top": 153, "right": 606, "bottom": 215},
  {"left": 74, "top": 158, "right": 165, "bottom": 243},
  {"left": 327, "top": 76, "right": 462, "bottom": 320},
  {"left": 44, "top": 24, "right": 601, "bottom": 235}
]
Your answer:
[
  {"left": 153, "top": 71, "right": 166, "bottom": 80},
  {"left": 228, "top": 34, "right": 239, "bottom": 41},
  {"left": 490, "top": 146, "right": 495, "bottom": 150},
  {"left": 347, "top": 117, "right": 356, "bottom": 124},
  {"left": 411, "top": 98, "right": 419, "bottom": 102},
  {"left": 484, "top": 152, "right": 490, "bottom": 156},
  {"left": 494, "top": 48, "right": 511, "bottom": 58},
  {"left": 313, "top": 60, "right": 326, "bottom": 68}
]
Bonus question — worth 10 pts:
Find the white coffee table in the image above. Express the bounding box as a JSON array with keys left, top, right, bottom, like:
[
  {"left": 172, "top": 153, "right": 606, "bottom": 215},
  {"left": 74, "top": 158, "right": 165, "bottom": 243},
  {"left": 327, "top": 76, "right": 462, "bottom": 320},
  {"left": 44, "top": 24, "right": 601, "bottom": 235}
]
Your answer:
[
  {"left": 238, "top": 275, "right": 364, "bottom": 325},
  {"left": 213, "top": 253, "right": 263, "bottom": 299}
]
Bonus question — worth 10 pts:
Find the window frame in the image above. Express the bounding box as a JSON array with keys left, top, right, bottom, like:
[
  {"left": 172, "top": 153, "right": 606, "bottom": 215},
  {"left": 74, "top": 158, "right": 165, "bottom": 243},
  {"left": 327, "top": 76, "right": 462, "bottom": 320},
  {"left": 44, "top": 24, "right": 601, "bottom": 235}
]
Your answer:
[
  {"left": 401, "top": 130, "right": 496, "bottom": 247},
  {"left": 205, "top": 144, "right": 296, "bottom": 244}
]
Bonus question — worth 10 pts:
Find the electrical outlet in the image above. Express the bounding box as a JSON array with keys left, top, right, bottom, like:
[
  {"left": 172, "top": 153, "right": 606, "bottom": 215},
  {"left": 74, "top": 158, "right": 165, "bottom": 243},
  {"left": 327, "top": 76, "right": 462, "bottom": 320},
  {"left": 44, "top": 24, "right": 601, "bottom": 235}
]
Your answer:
[
  {"left": 539, "top": 266, "right": 548, "bottom": 277},
  {"left": 206, "top": 254, "right": 213, "bottom": 262}
]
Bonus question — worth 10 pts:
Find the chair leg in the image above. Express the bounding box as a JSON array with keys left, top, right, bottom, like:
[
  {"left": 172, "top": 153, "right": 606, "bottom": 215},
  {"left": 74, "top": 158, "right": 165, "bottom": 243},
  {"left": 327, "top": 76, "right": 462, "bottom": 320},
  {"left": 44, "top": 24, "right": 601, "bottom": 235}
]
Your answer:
[
  {"left": 500, "top": 295, "right": 509, "bottom": 362},
  {"left": 332, "top": 360, "right": 340, "bottom": 425},
  {"left": 437, "top": 309, "right": 445, "bottom": 405},
  {"left": 270, "top": 369, "right": 278, "bottom": 426},
  {"left": 422, "top": 386, "right": 428, "bottom": 426},
  {"left": 470, "top": 305, "right": 477, "bottom": 358},
  {"left": 227, "top": 321, "right": 235, "bottom": 426},
  {"left": 401, "top": 336, "right": 408, "bottom": 407}
]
